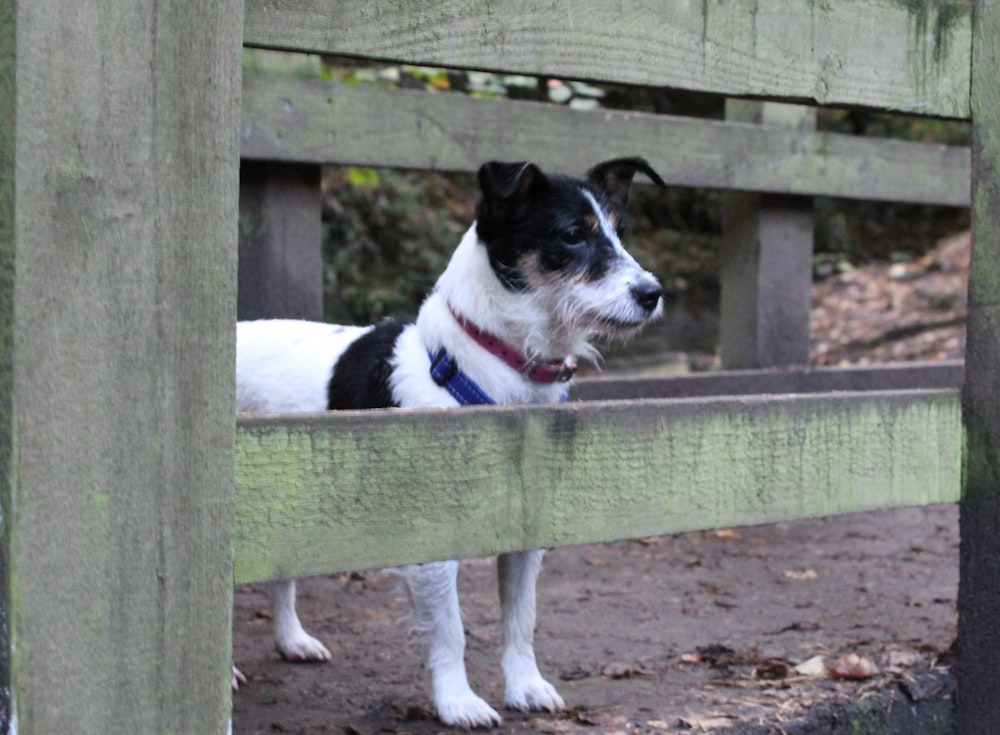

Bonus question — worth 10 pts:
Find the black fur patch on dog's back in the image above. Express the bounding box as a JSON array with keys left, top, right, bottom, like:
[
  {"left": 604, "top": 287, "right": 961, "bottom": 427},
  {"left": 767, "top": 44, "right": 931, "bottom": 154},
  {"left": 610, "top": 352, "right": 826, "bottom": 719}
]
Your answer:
[{"left": 327, "top": 317, "right": 411, "bottom": 410}]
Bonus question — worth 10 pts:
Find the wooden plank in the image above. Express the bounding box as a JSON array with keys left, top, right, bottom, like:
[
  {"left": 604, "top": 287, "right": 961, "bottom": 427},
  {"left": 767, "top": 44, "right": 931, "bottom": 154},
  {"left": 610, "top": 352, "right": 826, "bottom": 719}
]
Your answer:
[
  {"left": 244, "top": 0, "right": 972, "bottom": 119},
  {"left": 721, "top": 101, "right": 815, "bottom": 368},
  {"left": 0, "top": 5, "right": 14, "bottom": 730},
  {"left": 239, "top": 161, "right": 324, "bottom": 321},
  {"left": 241, "top": 74, "right": 972, "bottom": 206},
  {"left": 571, "top": 361, "right": 964, "bottom": 402},
  {"left": 233, "top": 389, "right": 960, "bottom": 584},
  {"left": 956, "top": 0, "right": 1000, "bottom": 729},
  {"left": 2, "top": 2, "right": 242, "bottom": 733},
  {"left": 720, "top": 190, "right": 814, "bottom": 365}
]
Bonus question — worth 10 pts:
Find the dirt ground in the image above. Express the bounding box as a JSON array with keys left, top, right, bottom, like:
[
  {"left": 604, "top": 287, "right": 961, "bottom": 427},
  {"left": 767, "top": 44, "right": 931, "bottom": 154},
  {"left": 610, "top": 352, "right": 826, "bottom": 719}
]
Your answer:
[
  {"left": 231, "top": 234, "right": 968, "bottom": 734},
  {"left": 232, "top": 505, "right": 957, "bottom": 735}
]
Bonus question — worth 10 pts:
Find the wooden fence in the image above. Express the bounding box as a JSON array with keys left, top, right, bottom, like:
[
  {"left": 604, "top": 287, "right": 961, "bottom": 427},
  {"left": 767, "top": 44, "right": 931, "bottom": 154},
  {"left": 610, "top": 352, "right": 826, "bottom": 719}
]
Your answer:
[{"left": 2, "top": 1, "right": 996, "bottom": 733}]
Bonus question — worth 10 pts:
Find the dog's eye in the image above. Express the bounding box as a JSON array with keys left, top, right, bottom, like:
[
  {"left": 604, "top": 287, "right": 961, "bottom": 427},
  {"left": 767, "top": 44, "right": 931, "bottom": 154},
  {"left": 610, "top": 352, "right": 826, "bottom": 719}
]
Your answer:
[{"left": 561, "top": 227, "right": 586, "bottom": 246}]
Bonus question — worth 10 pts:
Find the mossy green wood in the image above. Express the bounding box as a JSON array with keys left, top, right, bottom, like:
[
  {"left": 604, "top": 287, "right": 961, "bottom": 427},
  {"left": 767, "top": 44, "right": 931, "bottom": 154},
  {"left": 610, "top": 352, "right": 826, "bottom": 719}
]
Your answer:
[
  {"left": 241, "top": 74, "right": 971, "bottom": 207},
  {"left": 233, "top": 390, "right": 961, "bottom": 585},
  {"left": 244, "top": 0, "right": 972, "bottom": 118},
  {"left": 956, "top": 0, "right": 1000, "bottom": 729},
  {"left": 3, "top": 2, "right": 242, "bottom": 733}
]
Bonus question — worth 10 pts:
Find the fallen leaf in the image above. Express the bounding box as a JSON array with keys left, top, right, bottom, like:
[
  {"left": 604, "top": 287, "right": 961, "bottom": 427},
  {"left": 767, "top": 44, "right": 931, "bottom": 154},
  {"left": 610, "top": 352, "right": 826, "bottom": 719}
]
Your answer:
[
  {"left": 646, "top": 720, "right": 671, "bottom": 730},
  {"left": 679, "top": 652, "right": 701, "bottom": 664},
  {"left": 782, "top": 569, "right": 818, "bottom": 581},
  {"left": 602, "top": 661, "right": 650, "bottom": 679},
  {"left": 712, "top": 528, "right": 741, "bottom": 540},
  {"left": 574, "top": 710, "right": 626, "bottom": 727},
  {"left": 559, "top": 667, "right": 592, "bottom": 681},
  {"left": 678, "top": 713, "right": 739, "bottom": 730},
  {"left": 698, "top": 582, "right": 736, "bottom": 596},
  {"left": 793, "top": 655, "right": 827, "bottom": 677},
  {"left": 529, "top": 719, "right": 579, "bottom": 734},
  {"left": 886, "top": 649, "right": 923, "bottom": 668},
  {"left": 755, "top": 658, "right": 791, "bottom": 680},
  {"left": 829, "top": 653, "right": 879, "bottom": 680},
  {"left": 694, "top": 644, "right": 738, "bottom": 668}
]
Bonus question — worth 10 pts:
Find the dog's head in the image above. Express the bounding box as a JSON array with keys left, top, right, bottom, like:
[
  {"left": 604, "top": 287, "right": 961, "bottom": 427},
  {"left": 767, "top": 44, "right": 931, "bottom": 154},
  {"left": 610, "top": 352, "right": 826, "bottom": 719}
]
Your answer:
[{"left": 474, "top": 157, "right": 666, "bottom": 348}]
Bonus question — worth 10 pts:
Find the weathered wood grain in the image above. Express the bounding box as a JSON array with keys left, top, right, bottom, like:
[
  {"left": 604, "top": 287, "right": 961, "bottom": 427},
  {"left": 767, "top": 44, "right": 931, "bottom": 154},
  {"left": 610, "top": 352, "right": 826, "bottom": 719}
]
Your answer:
[
  {"left": 957, "top": 1, "right": 1000, "bottom": 729},
  {"left": 3, "top": 2, "right": 242, "bottom": 733},
  {"left": 571, "top": 361, "right": 964, "bottom": 402},
  {"left": 244, "top": 0, "right": 972, "bottom": 118},
  {"left": 721, "top": 101, "right": 815, "bottom": 369},
  {"left": 239, "top": 161, "right": 324, "bottom": 321},
  {"left": 0, "top": 6, "right": 14, "bottom": 730},
  {"left": 241, "top": 74, "right": 971, "bottom": 206},
  {"left": 234, "top": 390, "right": 961, "bottom": 585}
]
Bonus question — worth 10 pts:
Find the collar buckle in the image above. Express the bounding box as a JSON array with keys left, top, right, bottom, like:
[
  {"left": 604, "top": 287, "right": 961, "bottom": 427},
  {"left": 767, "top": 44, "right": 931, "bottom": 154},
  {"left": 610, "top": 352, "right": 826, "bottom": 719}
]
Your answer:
[
  {"left": 553, "top": 359, "right": 578, "bottom": 383},
  {"left": 522, "top": 357, "right": 577, "bottom": 383},
  {"left": 430, "top": 348, "right": 458, "bottom": 387}
]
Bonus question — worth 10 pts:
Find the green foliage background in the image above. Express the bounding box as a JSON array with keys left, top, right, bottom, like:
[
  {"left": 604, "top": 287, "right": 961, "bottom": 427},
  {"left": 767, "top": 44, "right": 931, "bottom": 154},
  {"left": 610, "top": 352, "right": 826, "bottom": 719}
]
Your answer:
[{"left": 244, "top": 52, "right": 971, "bottom": 325}]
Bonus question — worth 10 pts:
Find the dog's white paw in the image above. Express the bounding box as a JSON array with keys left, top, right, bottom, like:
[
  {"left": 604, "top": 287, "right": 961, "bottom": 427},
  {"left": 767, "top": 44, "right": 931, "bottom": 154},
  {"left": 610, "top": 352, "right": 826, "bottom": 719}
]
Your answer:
[
  {"left": 435, "top": 689, "right": 502, "bottom": 729},
  {"left": 503, "top": 651, "right": 565, "bottom": 713},
  {"left": 505, "top": 676, "right": 565, "bottom": 713},
  {"left": 432, "top": 663, "right": 501, "bottom": 728},
  {"left": 275, "top": 629, "right": 331, "bottom": 662},
  {"left": 231, "top": 666, "right": 247, "bottom": 690}
]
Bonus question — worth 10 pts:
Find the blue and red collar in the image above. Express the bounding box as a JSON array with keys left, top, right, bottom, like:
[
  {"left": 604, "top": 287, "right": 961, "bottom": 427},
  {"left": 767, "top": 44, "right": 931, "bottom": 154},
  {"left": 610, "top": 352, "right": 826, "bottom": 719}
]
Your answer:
[
  {"left": 429, "top": 348, "right": 497, "bottom": 405},
  {"left": 429, "top": 307, "right": 576, "bottom": 406},
  {"left": 447, "top": 305, "right": 577, "bottom": 384}
]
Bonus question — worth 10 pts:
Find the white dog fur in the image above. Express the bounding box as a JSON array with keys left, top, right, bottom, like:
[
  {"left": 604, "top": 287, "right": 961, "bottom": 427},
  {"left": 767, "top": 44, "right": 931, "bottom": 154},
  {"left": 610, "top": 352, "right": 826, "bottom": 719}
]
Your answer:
[{"left": 235, "top": 158, "right": 666, "bottom": 727}]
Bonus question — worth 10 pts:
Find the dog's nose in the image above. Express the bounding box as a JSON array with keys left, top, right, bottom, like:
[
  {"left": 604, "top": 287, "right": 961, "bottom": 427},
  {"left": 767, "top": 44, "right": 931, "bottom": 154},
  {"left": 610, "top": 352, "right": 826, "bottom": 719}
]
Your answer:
[{"left": 631, "top": 280, "right": 663, "bottom": 313}]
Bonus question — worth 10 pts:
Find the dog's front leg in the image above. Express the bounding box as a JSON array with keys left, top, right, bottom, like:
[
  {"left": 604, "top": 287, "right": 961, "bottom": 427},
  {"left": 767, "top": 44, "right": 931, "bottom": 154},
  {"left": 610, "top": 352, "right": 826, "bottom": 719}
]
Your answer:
[
  {"left": 403, "top": 560, "right": 502, "bottom": 728},
  {"left": 271, "top": 578, "right": 332, "bottom": 662},
  {"left": 498, "top": 550, "right": 565, "bottom": 713}
]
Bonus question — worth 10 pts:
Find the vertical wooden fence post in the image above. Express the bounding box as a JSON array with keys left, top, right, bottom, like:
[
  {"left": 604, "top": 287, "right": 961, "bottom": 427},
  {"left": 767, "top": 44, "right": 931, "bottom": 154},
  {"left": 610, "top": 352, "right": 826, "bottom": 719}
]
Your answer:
[
  {"left": 238, "top": 162, "right": 324, "bottom": 321},
  {"left": 720, "top": 101, "right": 816, "bottom": 369},
  {"left": 0, "top": 1, "right": 243, "bottom": 732},
  {"left": 957, "top": 1, "right": 1000, "bottom": 731},
  {"left": 0, "top": 9, "right": 14, "bottom": 731}
]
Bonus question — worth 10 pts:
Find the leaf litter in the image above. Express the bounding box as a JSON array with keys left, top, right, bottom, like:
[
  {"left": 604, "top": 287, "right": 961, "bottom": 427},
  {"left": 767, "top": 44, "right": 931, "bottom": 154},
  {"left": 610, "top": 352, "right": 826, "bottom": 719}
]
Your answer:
[{"left": 233, "top": 235, "right": 965, "bottom": 732}]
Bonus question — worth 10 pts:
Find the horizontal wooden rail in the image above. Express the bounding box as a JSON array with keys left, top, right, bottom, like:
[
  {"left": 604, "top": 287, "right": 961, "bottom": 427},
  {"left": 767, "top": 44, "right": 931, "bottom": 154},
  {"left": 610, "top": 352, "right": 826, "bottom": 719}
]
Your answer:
[
  {"left": 241, "top": 74, "right": 970, "bottom": 205},
  {"left": 234, "top": 388, "right": 961, "bottom": 584},
  {"left": 573, "top": 360, "right": 964, "bottom": 401},
  {"left": 244, "top": 0, "right": 972, "bottom": 119}
]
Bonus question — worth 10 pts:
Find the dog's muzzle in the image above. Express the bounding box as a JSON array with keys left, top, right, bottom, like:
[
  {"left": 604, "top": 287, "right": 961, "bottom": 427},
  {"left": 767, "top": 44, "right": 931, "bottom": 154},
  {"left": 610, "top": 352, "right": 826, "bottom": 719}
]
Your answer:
[{"left": 631, "top": 278, "right": 663, "bottom": 315}]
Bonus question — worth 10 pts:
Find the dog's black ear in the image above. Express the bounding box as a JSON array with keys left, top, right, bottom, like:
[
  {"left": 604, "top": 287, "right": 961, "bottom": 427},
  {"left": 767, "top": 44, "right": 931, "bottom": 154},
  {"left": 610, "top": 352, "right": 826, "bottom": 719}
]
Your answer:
[
  {"left": 478, "top": 161, "right": 547, "bottom": 203},
  {"left": 476, "top": 161, "right": 548, "bottom": 240},
  {"left": 587, "top": 157, "right": 667, "bottom": 212}
]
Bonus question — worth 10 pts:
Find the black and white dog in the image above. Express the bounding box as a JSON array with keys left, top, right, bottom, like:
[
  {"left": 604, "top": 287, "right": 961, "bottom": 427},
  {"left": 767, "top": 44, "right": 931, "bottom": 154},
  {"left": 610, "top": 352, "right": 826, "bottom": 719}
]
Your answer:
[{"left": 236, "top": 157, "right": 666, "bottom": 727}]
